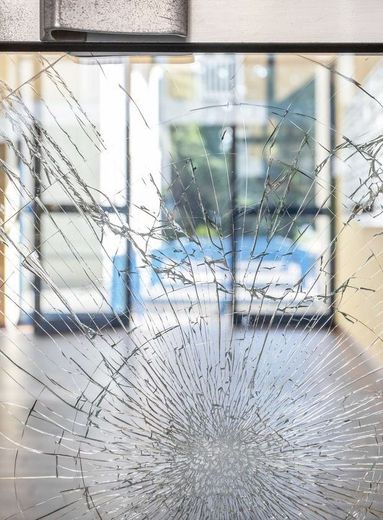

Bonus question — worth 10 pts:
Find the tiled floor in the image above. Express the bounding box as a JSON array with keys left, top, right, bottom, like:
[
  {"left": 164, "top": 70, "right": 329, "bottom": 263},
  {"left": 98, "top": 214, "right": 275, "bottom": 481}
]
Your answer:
[{"left": 0, "top": 320, "right": 383, "bottom": 519}]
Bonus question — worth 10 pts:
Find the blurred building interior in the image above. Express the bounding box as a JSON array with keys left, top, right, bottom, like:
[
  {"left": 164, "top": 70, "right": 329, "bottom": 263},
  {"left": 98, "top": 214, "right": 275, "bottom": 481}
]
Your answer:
[{"left": 1, "top": 53, "right": 383, "bottom": 518}]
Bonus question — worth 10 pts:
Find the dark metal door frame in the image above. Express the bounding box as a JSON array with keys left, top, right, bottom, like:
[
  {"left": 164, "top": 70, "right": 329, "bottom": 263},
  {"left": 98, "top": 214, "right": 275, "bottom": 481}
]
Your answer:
[{"left": 31, "top": 124, "right": 131, "bottom": 335}]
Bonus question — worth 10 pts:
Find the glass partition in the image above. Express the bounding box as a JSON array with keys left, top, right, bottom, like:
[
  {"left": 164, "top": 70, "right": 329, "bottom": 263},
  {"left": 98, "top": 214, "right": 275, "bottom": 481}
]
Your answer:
[{"left": 1, "top": 53, "right": 383, "bottom": 520}]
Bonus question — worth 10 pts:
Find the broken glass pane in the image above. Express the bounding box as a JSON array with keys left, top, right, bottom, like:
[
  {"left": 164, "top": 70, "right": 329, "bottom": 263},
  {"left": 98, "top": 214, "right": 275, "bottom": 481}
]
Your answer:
[{"left": 1, "top": 52, "right": 383, "bottom": 519}]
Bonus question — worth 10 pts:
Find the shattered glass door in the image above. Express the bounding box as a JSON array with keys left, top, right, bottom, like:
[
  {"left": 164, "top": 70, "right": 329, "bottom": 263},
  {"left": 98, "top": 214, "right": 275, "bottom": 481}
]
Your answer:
[{"left": 1, "top": 52, "right": 383, "bottom": 519}]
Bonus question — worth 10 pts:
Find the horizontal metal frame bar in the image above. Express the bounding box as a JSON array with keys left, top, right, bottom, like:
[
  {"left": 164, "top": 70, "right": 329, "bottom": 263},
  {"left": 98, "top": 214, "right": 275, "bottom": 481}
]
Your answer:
[
  {"left": 1, "top": 42, "right": 383, "bottom": 53},
  {"left": 233, "top": 312, "right": 334, "bottom": 328},
  {"left": 40, "top": 204, "right": 128, "bottom": 214},
  {"left": 234, "top": 205, "right": 332, "bottom": 218},
  {"left": 33, "top": 312, "right": 130, "bottom": 335},
  {"left": 40, "top": 205, "right": 329, "bottom": 217}
]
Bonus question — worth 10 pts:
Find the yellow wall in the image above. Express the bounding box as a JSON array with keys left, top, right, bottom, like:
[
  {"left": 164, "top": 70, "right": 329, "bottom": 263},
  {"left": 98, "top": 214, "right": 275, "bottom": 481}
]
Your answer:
[
  {"left": 0, "top": 145, "right": 4, "bottom": 328},
  {"left": 0, "top": 55, "right": 7, "bottom": 327},
  {"left": 335, "top": 56, "right": 383, "bottom": 357},
  {"left": 336, "top": 219, "right": 383, "bottom": 354}
]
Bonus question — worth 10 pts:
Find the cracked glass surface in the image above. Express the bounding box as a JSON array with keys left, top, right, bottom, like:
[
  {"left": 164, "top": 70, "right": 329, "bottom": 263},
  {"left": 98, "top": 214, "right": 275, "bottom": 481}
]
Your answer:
[{"left": 0, "top": 53, "right": 383, "bottom": 519}]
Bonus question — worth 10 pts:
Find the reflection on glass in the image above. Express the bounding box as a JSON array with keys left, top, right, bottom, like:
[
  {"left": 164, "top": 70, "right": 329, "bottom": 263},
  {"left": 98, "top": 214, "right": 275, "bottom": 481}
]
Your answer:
[{"left": 1, "top": 53, "right": 383, "bottom": 520}]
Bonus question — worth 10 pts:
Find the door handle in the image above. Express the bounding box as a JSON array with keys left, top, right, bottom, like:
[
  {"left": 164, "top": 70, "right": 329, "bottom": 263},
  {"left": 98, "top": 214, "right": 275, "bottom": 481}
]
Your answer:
[{"left": 41, "top": 0, "right": 188, "bottom": 41}]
